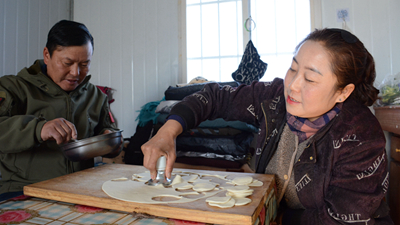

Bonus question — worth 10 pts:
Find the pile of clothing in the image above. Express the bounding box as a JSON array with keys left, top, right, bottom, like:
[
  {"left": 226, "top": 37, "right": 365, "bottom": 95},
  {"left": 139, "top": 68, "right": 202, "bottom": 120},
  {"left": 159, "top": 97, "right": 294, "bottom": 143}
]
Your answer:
[
  {"left": 124, "top": 78, "right": 258, "bottom": 169},
  {"left": 125, "top": 40, "right": 267, "bottom": 169}
]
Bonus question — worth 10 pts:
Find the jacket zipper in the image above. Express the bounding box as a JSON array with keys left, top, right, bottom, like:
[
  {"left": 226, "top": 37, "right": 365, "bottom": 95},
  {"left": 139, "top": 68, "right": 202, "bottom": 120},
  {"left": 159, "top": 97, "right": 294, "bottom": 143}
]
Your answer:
[
  {"left": 87, "top": 113, "right": 92, "bottom": 136},
  {"left": 65, "top": 92, "right": 73, "bottom": 174},
  {"left": 260, "top": 102, "right": 269, "bottom": 150}
]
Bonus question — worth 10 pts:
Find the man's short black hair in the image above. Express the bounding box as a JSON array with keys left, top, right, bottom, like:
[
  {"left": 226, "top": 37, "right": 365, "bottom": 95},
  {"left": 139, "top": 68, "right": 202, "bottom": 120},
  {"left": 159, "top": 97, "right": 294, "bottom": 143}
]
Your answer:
[{"left": 46, "top": 20, "right": 94, "bottom": 56}]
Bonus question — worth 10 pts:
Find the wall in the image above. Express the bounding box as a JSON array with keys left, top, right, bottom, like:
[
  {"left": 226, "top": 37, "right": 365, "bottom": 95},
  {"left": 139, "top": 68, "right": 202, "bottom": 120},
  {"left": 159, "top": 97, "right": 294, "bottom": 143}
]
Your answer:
[
  {"left": 0, "top": 0, "right": 71, "bottom": 76},
  {"left": 73, "top": 0, "right": 181, "bottom": 137},
  {"left": 319, "top": 0, "right": 400, "bottom": 86},
  {"left": 318, "top": 1, "right": 400, "bottom": 170},
  {"left": 1, "top": 0, "right": 399, "bottom": 138}
]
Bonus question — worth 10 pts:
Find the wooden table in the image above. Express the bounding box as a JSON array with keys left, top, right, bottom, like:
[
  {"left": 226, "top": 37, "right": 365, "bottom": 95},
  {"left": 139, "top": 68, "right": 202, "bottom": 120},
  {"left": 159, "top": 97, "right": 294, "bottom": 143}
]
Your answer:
[
  {"left": 374, "top": 106, "right": 400, "bottom": 224},
  {"left": 23, "top": 164, "right": 276, "bottom": 225}
]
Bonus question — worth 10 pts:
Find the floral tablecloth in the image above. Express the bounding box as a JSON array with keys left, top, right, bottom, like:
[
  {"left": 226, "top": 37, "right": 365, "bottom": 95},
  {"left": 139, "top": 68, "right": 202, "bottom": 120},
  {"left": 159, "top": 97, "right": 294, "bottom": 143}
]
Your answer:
[{"left": 0, "top": 190, "right": 276, "bottom": 225}]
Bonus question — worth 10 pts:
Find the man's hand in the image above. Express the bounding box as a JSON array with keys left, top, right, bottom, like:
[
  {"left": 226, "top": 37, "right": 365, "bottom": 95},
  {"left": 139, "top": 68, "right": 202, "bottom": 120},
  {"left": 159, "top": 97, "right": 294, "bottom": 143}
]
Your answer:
[
  {"left": 41, "top": 118, "right": 77, "bottom": 144},
  {"left": 141, "top": 120, "right": 183, "bottom": 180},
  {"left": 102, "top": 129, "right": 113, "bottom": 135}
]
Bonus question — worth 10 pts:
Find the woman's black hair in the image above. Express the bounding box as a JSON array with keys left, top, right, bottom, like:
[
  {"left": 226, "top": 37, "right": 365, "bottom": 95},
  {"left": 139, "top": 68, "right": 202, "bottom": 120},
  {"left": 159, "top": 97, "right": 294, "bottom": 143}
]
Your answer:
[{"left": 46, "top": 20, "right": 94, "bottom": 56}]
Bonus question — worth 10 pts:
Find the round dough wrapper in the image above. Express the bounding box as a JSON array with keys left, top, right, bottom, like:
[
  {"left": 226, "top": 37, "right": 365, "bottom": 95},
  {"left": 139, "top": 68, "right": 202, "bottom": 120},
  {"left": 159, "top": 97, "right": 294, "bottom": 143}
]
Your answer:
[
  {"left": 226, "top": 185, "right": 250, "bottom": 192},
  {"left": 226, "top": 190, "right": 253, "bottom": 198},
  {"left": 193, "top": 182, "right": 216, "bottom": 192},
  {"left": 201, "top": 174, "right": 228, "bottom": 180},
  {"left": 233, "top": 197, "right": 252, "bottom": 206},
  {"left": 182, "top": 175, "right": 199, "bottom": 182},
  {"left": 111, "top": 177, "right": 128, "bottom": 181},
  {"left": 173, "top": 182, "right": 193, "bottom": 190},
  {"left": 232, "top": 176, "right": 253, "bottom": 185},
  {"left": 206, "top": 196, "right": 231, "bottom": 204},
  {"left": 248, "top": 180, "right": 263, "bottom": 187},
  {"left": 171, "top": 175, "right": 184, "bottom": 185},
  {"left": 208, "top": 198, "right": 236, "bottom": 208}
]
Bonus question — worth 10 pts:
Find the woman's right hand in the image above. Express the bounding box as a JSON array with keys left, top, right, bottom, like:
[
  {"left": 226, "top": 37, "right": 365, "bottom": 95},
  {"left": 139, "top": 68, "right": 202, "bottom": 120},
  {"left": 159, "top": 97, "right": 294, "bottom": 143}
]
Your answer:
[{"left": 141, "top": 119, "right": 183, "bottom": 180}]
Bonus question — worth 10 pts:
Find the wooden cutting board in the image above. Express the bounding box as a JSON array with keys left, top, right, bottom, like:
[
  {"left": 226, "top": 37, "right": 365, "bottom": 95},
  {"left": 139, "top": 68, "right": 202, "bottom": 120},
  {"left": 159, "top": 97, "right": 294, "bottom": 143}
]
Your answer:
[{"left": 24, "top": 164, "right": 275, "bottom": 225}]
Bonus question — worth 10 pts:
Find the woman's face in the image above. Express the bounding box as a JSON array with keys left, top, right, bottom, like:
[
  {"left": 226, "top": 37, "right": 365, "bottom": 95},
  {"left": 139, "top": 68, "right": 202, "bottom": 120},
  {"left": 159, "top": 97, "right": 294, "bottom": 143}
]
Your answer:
[{"left": 284, "top": 40, "right": 342, "bottom": 121}]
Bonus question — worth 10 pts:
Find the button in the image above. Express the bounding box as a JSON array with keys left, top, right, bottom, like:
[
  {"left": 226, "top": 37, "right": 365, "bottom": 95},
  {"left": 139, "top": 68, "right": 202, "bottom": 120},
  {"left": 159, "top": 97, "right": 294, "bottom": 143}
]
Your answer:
[
  {"left": 272, "top": 119, "right": 275, "bottom": 122},
  {"left": 310, "top": 156, "right": 313, "bottom": 160},
  {"left": 284, "top": 175, "right": 288, "bottom": 180}
]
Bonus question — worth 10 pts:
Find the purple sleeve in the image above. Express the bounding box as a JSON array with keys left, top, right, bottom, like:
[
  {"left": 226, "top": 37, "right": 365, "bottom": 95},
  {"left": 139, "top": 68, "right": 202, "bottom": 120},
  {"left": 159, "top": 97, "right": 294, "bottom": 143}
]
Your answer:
[{"left": 166, "top": 114, "right": 186, "bottom": 131}]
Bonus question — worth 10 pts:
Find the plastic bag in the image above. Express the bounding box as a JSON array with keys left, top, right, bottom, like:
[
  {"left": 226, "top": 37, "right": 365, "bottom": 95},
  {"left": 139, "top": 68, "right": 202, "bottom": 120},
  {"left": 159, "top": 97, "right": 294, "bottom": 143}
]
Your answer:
[{"left": 376, "top": 72, "right": 400, "bottom": 106}]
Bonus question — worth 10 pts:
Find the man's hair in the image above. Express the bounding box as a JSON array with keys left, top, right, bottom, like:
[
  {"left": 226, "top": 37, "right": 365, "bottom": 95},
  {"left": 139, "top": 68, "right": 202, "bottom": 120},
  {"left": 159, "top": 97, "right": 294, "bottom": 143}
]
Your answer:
[{"left": 46, "top": 20, "right": 94, "bottom": 56}]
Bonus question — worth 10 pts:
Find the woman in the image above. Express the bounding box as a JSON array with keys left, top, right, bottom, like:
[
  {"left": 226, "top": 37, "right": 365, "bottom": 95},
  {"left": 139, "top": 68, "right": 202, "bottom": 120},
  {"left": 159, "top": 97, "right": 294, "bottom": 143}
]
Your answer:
[{"left": 141, "top": 28, "right": 393, "bottom": 224}]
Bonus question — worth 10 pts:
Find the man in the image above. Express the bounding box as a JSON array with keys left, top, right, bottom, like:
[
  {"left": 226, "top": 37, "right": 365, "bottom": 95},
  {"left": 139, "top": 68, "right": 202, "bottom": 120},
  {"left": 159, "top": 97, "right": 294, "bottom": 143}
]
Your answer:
[{"left": 0, "top": 20, "right": 121, "bottom": 198}]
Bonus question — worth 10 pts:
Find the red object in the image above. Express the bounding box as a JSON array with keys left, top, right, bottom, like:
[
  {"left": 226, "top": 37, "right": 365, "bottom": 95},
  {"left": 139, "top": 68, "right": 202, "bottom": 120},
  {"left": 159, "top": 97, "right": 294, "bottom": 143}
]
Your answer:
[
  {"left": 109, "top": 111, "right": 115, "bottom": 123},
  {"left": 259, "top": 206, "right": 266, "bottom": 225},
  {"left": 74, "top": 205, "right": 104, "bottom": 213},
  {"left": 96, "top": 86, "right": 115, "bottom": 104},
  {"left": 0, "top": 210, "right": 32, "bottom": 223},
  {"left": 10, "top": 195, "right": 30, "bottom": 201}
]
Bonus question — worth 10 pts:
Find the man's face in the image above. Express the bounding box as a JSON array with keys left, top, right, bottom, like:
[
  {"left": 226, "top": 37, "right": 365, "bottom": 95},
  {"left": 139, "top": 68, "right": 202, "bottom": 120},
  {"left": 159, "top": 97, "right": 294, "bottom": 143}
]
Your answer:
[{"left": 43, "top": 42, "right": 93, "bottom": 91}]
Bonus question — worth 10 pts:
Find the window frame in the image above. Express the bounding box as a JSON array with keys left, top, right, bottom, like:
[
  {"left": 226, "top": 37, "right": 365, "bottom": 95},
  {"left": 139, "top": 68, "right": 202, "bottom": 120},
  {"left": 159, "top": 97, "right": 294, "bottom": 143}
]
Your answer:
[{"left": 178, "top": 0, "right": 322, "bottom": 84}]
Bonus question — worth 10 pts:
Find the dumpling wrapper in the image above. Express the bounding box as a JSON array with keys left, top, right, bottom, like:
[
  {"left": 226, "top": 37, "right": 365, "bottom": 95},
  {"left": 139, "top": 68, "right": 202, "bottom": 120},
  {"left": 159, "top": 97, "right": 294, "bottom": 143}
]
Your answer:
[
  {"left": 182, "top": 175, "right": 199, "bottom": 182},
  {"left": 226, "top": 185, "right": 250, "bottom": 192},
  {"left": 226, "top": 190, "right": 254, "bottom": 198},
  {"left": 193, "top": 182, "right": 217, "bottom": 192},
  {"left": 205, "top": 196, "right": 231, "bottom": 204},
  {"left": 193, "top": 180, "right": 219, "bottom": 188},
  {"left": 232, "top": 176, "right": 253, "bottom": 185},
  {"left": 208, "top": 198, "right": 236, "bottom": 208},
  {"left": 173, "top": 182, "right": 193, "bottom": 190},
  {"left": 201, "top": 174, "right": 228, "bottom": 180},
  {"left": 227, "top": 189, "right": 254, "bottom": 195},
  {"left": 248, "top": 179, "right": 263, "bottom": 187},
  {"left": 111, "top": 177, "right": 128, "bottom": 181},
  {"left": 171, "top": 175, "right": 184, "bottom": 185},
  {"left": 233, "top": 197, "right": 252, "bottom": 206}
]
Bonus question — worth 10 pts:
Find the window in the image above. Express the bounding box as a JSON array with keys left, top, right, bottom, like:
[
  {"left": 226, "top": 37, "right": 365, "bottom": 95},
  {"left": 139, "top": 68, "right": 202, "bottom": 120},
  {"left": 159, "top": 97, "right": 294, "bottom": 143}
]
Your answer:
[{"left": 186, "top": 0, "right": 311, "bottom": 82}]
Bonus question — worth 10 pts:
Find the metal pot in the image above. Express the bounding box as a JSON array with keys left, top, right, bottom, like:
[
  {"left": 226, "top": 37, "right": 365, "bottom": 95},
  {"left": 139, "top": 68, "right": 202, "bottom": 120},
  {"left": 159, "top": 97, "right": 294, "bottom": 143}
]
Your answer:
[{"left": 59, "top": 130, "right": 123, "bottom": 162}]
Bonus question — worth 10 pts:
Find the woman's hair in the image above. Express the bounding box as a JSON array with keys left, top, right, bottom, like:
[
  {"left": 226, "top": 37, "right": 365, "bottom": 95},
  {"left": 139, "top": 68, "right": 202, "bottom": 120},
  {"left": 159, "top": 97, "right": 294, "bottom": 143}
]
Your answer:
[
  {"left": 295, "top": 28, "right": 378, "bottom": 106},
  {"left": 46, "top": 20, "right": 94, "bottom": 57}
]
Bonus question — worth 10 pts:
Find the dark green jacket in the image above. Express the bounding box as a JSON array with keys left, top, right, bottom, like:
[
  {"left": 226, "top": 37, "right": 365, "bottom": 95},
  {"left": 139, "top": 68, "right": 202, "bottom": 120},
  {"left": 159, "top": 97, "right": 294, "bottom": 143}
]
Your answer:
[{"left": 0, "top": 60, "right": 118, "bottom": 194}]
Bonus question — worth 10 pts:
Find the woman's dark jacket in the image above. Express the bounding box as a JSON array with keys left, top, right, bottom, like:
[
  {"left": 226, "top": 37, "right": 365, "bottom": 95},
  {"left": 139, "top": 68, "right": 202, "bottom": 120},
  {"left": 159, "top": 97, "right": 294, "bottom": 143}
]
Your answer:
[{"left": 170, "top": 78, "right": 392, "bottom": 224}]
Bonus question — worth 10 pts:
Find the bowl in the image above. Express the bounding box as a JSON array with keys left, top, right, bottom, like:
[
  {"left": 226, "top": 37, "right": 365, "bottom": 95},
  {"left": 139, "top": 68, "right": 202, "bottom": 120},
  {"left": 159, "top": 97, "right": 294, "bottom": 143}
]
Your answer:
[{"left": 59, "top": 130, "right": 123, "bottom": 162}]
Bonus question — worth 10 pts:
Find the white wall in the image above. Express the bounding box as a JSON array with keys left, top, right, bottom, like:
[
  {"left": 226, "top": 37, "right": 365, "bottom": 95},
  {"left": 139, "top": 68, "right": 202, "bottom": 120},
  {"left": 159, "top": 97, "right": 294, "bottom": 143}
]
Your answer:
[
  {"left": 318, "top": 0, "right": 400, "bottom": 87},
  {"left": 0, "top": 0, "right": 71, "bottom": 76},
  {"left": 73, "top": 0, "right": 181, "bottom": 137},
  {"left": 1, "top": 0, "right": 399, "bottom": 138}
]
